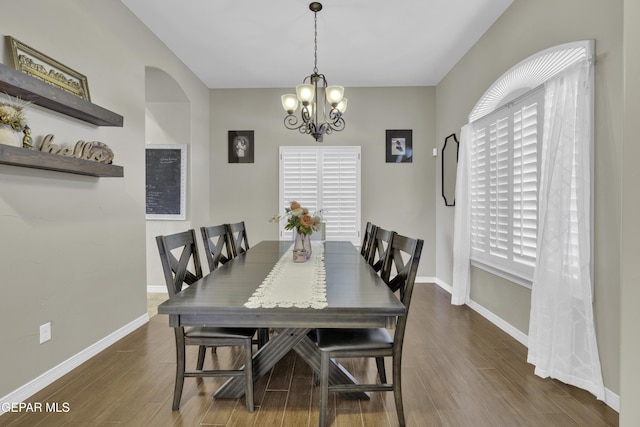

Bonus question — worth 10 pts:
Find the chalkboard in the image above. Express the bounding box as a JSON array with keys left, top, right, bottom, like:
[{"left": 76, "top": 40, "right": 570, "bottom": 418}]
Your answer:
[{"left": 145, "top": 144, "right": 186, "bottom": 220}]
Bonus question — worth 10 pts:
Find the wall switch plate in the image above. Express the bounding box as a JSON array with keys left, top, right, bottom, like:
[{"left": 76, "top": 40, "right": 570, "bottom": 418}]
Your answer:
[
  {"left": 433, "top": 148, "right": 438, "bottom": 156},
  {"left": 40, "top": 322, "right": 51, "bottom": 344}
]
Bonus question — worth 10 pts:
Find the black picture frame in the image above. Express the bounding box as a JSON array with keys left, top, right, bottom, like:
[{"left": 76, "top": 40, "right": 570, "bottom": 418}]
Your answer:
[
  {"left": 228, "top": 130, "right": 254, "bottom": 163},
  {"left": 385, "top": 129, "right": 413, "bottom": 163}
]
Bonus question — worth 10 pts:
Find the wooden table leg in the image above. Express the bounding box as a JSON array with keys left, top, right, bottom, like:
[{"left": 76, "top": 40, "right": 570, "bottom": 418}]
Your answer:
[
  {"left": 292, "top": 332, "right": 370, "bottom": 400},
  {"left": 214, "top": 328, "right": 370, "bottom": 400},
  {"left": 214, "top": 327, "right": 310, "bottom": 398}
]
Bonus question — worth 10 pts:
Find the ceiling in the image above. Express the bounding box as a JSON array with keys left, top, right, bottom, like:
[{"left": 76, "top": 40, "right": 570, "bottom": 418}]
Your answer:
[{"left": 121, "top": 0, "right": 513, "bottom": 89}]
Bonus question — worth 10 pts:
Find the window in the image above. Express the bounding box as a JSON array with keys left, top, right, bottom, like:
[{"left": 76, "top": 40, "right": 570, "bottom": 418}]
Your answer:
[
  {"left": 470, "top": 87, "right": 544, "bottom": 283},
  {"left": 465, "top": 40, "right": 593, "bottom": 287},
  {"left": 279, "top": 146, "right": 361, "bottom": 245}
]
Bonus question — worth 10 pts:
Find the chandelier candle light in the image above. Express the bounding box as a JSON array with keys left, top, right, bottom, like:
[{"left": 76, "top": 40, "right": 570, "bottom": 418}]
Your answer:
[{"left": 281, "top": 2, "right": 347, "bottom": 142}]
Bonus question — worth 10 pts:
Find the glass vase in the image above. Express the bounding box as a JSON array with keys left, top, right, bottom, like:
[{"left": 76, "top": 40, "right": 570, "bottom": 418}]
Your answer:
[{"left": 293, "top": 231, "right": 312, "bottom": 262}]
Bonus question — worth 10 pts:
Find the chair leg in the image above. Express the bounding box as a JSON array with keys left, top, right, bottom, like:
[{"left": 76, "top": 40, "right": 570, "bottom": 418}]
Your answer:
[
  {"left": 258, "top": 328, "right": 270, "bottom": 348},
  {"left": 375, "top": 357, "right": 387, "bottom": 383},
  {"left": 392, "top": 357, "right": 405, "bottom": 427},
  {"left": 196, "top": 345, "right": 206, "bottom": 370},
  {"left": 172, "top": 330, "right": 186, "bottom": 411},
  {"left": 243, "top": 339, "right": 255, "bottom": 412},
  {"left": 319, "top": 351, "right": 330, "bottom": 427}
]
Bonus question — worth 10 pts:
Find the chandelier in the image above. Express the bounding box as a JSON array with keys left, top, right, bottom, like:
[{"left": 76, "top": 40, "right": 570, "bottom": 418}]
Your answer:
[{"left": 281, "top": 2, "right": 347, "bottom": 142}]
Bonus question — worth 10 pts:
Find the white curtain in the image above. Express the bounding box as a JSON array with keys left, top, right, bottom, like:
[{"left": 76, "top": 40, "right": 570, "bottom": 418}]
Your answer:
[
  {"left": 527, "top": 59, "right": 605, "bottom": 400},
  {"left": 451, "top": 124, "right": 471, "bottom": 305}
]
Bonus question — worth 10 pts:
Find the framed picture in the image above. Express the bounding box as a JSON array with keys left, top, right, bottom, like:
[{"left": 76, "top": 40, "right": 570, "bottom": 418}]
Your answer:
[
  {"left": 228, "top": 130, "right": 254, "bottom": 163},
  {"left": 386, "top": 129, "right": 413, "bottom": 163},
  {"left": 5, "top": 36, "right": 91, "bottom": 101},
  {"left": 145, "top": 144, "right": 187, "bottom": 220}
]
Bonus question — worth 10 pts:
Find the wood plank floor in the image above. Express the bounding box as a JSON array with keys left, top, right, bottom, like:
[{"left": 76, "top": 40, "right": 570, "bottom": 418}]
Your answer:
[{"left": 1, "top": 284, "right": 618, "bottom": 426}]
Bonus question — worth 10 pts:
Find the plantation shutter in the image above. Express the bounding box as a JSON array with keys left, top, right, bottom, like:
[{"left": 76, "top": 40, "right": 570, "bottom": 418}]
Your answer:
[
  {"left": 469, "top": 87, "right": 543, "bottom": 282},
  {"left": 470, "top": 126, "right": 488, "bottom": 253},
  {"left": 320, "top": 149, "right": 359, "bottom": 242},
  {"left": 281, "top": 150, "right": 319, "bottom": 215},
  {"left": 489, "top": 115, "right": 510, "bottom": 259},
  {"left": 512, "top": 92, "right": 543, "bottom": 268},
  {"left": 279, "top": 146, "right": 361, "bottom": 244}
]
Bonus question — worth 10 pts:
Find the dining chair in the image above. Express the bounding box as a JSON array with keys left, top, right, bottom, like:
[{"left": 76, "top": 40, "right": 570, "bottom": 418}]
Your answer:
[
  {"left": 359, "top": 221, "right": 377, "bottom": 259},
  {"left": 225, "top": 221, "right": 269, "bottom": 347},
  {"left": 200, "top": 224, "right": 234, "bottom": 273},
  {"left": 156, "top": 229, "right": 256, "bottom": 412},
  {"left": 315, "top": 234, "right": 423, "bottom": 427},
  {"left": 367, "top": 226, "right": 395, "bottom": 274},
  {"left": 227, "top": 221, "right": 250, "bottom": 256}
]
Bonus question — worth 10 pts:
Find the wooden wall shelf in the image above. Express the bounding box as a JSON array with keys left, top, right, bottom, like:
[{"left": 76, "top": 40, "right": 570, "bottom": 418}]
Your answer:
[
  {"left": 0, "top": 63, "right": 123, "bottom": 127},
  {"left": 0, "top": 145, "right": 123, "bottom": 177}
]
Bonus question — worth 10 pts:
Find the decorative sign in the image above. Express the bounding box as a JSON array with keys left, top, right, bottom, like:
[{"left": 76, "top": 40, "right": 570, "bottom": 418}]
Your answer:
[
  {"left": 5, "top": 36, "right": 91, "bottom": 101},
  {"left": 145, "top": 144, "right": 186, "bottom": 220}
]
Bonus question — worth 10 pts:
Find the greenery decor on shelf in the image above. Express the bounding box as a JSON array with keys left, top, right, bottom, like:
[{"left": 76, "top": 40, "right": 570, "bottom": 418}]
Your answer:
[{"left": 0, "top": 96, "right": 29, "bottom": 132}]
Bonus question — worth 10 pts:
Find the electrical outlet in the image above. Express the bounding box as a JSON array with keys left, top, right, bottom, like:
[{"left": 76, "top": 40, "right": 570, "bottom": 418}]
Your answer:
[
  {"left": 433, "top": 147, "right": 438, "bottom": 157},
  {"left": 40, "top": 322, "right": 51, "bottom": 344}
]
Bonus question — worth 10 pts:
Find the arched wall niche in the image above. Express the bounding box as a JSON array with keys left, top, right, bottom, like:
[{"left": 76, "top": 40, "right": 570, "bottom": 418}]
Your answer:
[
  {"left": 144, "top": 66, "right": 193, "bottom": 289},
  {"left": 146, "top": 66, "right": 189, "bottom": 103}
]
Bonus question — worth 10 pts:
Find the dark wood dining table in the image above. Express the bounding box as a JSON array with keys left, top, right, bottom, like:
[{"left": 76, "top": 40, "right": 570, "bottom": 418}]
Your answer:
[{"left": 157, "top": 240, "right": 405, "bottom": 400}]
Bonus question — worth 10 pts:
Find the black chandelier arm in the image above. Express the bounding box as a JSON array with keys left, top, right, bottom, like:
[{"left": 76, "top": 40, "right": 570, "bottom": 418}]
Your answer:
[
  {"left": 284, "top": 114, "right": 303, "bottom": 131},
  {"left": 301, "top": 105, "right": 312, "bottom": 122},
  {"left": 284, "top": 114, "right": 321, "bottom": 136},
  {"left": 328, "top": 108, "right": 343, "bottom": 123},
  {"left": 327, "top": 109, "right": 346, "bottom": 131}
]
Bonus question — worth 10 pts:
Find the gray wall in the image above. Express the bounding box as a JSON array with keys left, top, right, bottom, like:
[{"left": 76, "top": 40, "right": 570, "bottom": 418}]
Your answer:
[
  {"left": 208, "top": 87, "right": 437, "bottom": 276},
  {"left": 0, "top": 0, "right": 210, "bottom": 398},
  {"left": 435, "top": 0, "right": 622, "bottom": 396},
  {"left": 620, "top": 0, "right": 640, "bottom": 423}
]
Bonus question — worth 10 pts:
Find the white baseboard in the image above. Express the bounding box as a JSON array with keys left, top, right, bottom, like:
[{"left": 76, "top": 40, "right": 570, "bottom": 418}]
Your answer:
[
  {"left": 428, "top": 277, "right": 619, "bottom": 413},
  {"left": 147, "top": 285, "right": 167, "bottom": 293},
  {"left": 466, "top": 299, "right": 529, "bottom": 347},
  {"left": 605, "top": 388, "right": 620, "bottom": 413},
  {"left": 0, "top": 313, "right": 149, "bottom": 414}
]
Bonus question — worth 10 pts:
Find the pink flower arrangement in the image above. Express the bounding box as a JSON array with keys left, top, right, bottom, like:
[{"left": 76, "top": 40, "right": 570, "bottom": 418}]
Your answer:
[{"left": 270, "top": 201, "right": 322, "bottom": 236}]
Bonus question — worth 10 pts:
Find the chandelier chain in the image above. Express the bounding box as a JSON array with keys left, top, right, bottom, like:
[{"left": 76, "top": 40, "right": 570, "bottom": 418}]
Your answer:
[{"left": 313, "top": 10, "right": 318, "bottom": 74}]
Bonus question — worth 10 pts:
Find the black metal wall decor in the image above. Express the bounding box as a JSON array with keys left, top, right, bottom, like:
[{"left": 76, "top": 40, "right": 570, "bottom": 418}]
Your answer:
[{"left": 442, "top": 133, "right": 459, "bottom": 206}]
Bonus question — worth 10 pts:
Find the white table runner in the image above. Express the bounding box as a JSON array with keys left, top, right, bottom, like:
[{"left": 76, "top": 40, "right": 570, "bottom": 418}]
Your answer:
[{"left": 244, "top": 241, "right": 327, "bottom": 309}]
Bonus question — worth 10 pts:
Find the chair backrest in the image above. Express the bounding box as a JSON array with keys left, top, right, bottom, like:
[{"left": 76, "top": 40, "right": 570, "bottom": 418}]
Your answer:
[
  {"left": 367, "top": 226, "right": 395, "bottom": 273},
  {"left": 360, "top": 221, "right": 377, "bottom": 259},
  {"left": 200, "top": 224, "right": 234, "bottom": 272},
  {"left": 380, "top": 234, "right": 424, "bottom": 353},
  {"left": 227, "top": 221, "right": 250, "bottom": 256},
  {"left": 156, "top": 229, "right": 203, "bottom": 298}
]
